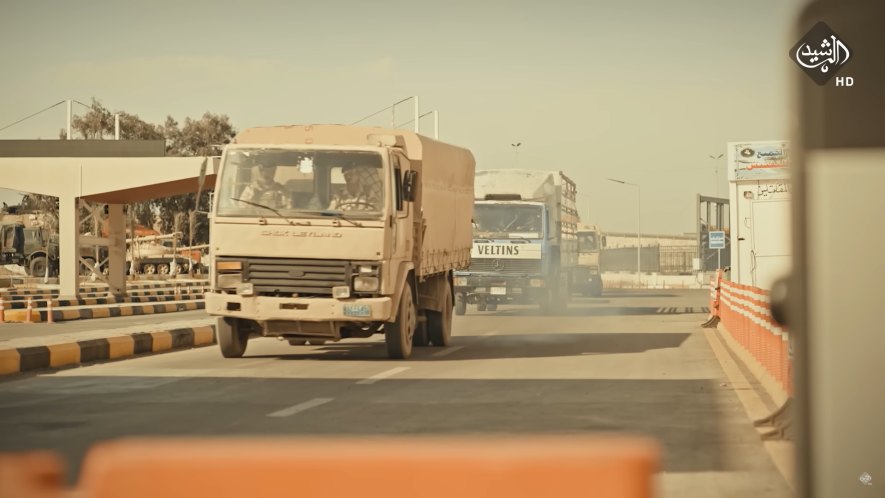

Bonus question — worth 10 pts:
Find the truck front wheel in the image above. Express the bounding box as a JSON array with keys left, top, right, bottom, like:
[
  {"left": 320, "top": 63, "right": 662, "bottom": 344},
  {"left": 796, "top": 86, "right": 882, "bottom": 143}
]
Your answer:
[
  {"left": 28, "top": 257, "right": 48, "bottom": 277},
  {"left": 217, "top": 317, "right": 250, "bottom": 358},
  {"left": 385, "top": 281, "right": 416, "bottom": 359}
]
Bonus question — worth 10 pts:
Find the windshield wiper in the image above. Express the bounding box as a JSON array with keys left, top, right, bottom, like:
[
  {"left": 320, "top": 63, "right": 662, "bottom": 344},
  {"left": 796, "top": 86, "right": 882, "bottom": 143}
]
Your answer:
[
  {"left": 318, "top": 210, "right": 364, "bottom": 227},
  {"left": 230, "top": 198, "right": 310, "bottom": 226}
]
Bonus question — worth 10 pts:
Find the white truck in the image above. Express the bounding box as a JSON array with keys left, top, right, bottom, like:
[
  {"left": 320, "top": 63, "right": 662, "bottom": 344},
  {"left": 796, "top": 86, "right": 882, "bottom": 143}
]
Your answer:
[
  {"left": 572, "top": 223, "right": 605, "bottom": 296},
  {"left": 453, "top": 170, "right": 579, "bottom": 314},
  {"left": 206, "top": 125, "right": 475, "bottom": 359}
]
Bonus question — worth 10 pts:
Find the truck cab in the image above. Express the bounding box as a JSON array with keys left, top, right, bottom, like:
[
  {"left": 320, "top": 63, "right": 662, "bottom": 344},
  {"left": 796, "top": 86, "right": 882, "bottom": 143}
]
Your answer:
[
  {"left": 573, "top": 224, "right": 605, "bottom": 296},
  {"left": 453, "top": 169, "right": 578, "bottom": 315}
]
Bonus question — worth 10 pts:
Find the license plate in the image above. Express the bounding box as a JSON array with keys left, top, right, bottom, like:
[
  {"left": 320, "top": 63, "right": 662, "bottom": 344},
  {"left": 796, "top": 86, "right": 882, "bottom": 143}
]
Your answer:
[
  {"left": 491, "top": 287, "right": 507, "bottom": 295},
  {"left": 343, "top": 304, "right": 371, "bottom": 317}
]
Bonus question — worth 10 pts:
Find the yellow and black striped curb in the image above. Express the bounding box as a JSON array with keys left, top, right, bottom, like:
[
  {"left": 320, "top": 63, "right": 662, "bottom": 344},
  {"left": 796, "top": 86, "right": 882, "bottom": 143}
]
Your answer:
[
  {"left": 2, "top": 293, "right": 205, "bottom": 309},
  {"left": 0, "top": 325, "right": 216, "bottom": 376},
  {"left": 2, "top": 301, "right": 205, "bottom": 323},
  {"left": 2, "top": 288, "right": 207, "bottom": 302},
  {"left": 1, "top": 281, "right": 210, "bottom": 297}
]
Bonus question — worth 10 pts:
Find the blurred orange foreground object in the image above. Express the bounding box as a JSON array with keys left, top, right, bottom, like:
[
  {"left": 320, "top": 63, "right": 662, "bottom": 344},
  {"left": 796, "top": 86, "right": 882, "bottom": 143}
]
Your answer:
[
  {"left": 76, "top": 436, "right": 660, "bottom": 498},
  {"left": 0, "top": 451, "right": 66, "bottom": 498}
]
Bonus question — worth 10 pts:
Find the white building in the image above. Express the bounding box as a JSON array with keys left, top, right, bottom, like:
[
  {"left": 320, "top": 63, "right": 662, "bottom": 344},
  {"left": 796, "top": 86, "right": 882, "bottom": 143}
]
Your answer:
[{"left": 727, "top": 140, "right": 791, "bottom": 290}]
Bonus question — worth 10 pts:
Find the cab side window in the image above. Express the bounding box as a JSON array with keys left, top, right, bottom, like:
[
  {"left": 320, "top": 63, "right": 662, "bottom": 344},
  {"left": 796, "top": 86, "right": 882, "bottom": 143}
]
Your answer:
[{"left": 392, "top": 154, "right": 404, "bottom": 212}]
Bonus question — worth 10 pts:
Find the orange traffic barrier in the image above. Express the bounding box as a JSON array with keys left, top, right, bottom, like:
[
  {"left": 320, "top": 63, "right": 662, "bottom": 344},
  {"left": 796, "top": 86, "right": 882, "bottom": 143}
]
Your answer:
[
  {"left": 0, "top": 451, "right": 66, "bottom": 498},
  {"left": 73, "top": 436, "right": 660, "bottom": 498},
  {"left": 718, "top": 278, "right": 792, "bottom": 396}
]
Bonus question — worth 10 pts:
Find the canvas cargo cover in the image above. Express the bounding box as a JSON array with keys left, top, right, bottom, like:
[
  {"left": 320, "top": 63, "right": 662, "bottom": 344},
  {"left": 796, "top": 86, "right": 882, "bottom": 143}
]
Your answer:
[{"left": 232, "top": 125, "right": 475, "bottom": 277}]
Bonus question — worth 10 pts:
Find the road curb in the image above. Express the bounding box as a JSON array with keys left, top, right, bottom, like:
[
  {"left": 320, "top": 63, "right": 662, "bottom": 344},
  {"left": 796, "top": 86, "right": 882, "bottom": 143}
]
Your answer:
[
  {"left": 0, "top": 325, "right": 216, "bottom": 376},
  {"left": 2, "top": 301, "right": 205, "bottom": 323}
]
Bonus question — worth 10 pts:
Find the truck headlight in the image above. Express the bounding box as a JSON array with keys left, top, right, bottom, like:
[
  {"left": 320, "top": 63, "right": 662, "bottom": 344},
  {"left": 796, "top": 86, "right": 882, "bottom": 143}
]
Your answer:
[
  {"left": 529, "top": 278, "right": 545, "bottom": 288},
  {"left": 454, "top": 277, "right": 468, "bottom": 286},
  {"left": 332, "top": 286, "right": 351, "bottom": 298},
  {"left": 354, "top": 276, "right": 380, "bottom": 292},
  {"left": 217, "top": 273, "right": 242, "bottom": 289}
]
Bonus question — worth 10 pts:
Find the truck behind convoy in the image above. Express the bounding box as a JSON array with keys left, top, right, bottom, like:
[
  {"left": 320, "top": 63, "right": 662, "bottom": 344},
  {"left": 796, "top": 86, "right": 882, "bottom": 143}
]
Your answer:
[
  {"left": 0, "top": 222, "right": 57, "bottom": 277},
  {"left": 572, "top": 224, "right": 605, "bottom": 296},
  {"left": 453, "top": 169, "right": 579, "bottom": 314},
  {"left": 206, "top": 125, "right": 475, "bottom": 359}
]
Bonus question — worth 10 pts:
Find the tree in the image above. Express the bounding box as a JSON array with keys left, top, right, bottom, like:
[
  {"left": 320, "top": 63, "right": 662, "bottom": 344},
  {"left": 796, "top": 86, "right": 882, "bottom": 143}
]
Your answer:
[
  {"left": 155, "top": 111, "right": 235, "bottom": 245},
  {"left": 52, "top": 99, "right": 235, "bottom": 248}
]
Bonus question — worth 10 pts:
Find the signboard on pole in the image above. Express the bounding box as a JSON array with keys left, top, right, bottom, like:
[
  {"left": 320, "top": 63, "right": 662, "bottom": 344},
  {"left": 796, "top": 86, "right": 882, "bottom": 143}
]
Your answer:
[{"left": 709, "top": 231, "right": 726, "bottom": 250}]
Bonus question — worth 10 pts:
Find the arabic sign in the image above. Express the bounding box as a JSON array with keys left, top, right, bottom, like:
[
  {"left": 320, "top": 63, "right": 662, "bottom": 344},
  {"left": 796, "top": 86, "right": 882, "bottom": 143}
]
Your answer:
[
  {"left": 730, "top": 141, "right": 790, "bottom": 181},
  {"left": 709, "top": 231, "right": 726, "bottom": 250},
  {"left": 790, "top": 22, "right": 852, "bottom": 86}
]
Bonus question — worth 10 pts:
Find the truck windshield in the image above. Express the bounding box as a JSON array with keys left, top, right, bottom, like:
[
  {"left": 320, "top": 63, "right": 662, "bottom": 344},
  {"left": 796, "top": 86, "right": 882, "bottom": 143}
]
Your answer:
[
  {"left": 473, "top": 204, "right": 543, "bottom": 239},
  {"left": 578, "top": 233, "right": 599, "bottom": 252},
  {"left": 216, "top": 148, "right": 385, "bottom": 219}
]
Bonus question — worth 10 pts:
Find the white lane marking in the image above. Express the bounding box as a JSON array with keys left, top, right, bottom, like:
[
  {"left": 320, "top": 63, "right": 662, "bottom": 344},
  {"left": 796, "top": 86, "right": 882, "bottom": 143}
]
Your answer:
[
  {"left": 267, "top": 398, "right": 333, "bottom": 418},
  {"left": 356, "top": 367, "right": 410, "bottom": 385},
  {"left": 432, "top": 346, "right": 465, "bottom": 357}
]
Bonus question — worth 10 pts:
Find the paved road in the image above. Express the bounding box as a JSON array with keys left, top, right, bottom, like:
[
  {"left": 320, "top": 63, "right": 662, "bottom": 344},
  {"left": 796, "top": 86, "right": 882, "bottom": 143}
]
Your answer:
[
  {"left": 0, "top": 290, "right": 791, "bottom": 497},
  {"left": 0, "top": 310, "right": 211, "bottom": 344}
]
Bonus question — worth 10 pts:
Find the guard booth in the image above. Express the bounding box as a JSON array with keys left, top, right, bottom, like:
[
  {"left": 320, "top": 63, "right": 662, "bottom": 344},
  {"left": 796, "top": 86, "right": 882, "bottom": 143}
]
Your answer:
[{"left": 0, "top": 140, "right": 216, "bottom": 298}]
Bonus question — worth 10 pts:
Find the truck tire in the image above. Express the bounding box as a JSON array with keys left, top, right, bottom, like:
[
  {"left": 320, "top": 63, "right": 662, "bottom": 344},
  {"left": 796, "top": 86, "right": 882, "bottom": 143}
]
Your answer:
[
  {"left": 428, "top": 283, "right": 453, "bottom": 347},
  {"left": 142, "top": 263, "right": 157, "bottom": 275},
  {"left": 413, "top": 320, "right": 430, "bottom": 347},
  {"left": 217, "top": 317, "right": 249, "bottom": 358},
  {"left": 29, "top": 257, "right": 48, "bottom": 278},
  {"left": 455, "top": 293, "right": 467, "bottom": 316},
  {"left": 385, "top": 281, "right": 416, "bottom": 359}
]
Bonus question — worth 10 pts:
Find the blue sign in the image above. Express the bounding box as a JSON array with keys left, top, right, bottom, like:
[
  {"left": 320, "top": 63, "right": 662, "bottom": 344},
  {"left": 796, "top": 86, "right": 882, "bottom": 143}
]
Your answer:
[{"left": 709, "top": 231, "right": 726, "bottom": 250}]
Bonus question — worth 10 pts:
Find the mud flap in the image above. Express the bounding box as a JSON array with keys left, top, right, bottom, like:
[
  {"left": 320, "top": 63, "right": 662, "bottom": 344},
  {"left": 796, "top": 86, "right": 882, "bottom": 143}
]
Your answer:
[{"left": 700, "top": 315, "right": 720, "bottom": 328}]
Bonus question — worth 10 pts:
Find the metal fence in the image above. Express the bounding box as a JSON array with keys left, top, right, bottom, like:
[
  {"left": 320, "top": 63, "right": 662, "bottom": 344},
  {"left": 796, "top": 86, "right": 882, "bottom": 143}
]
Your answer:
[{"left": 600, "top": 245, "right": 697, "bottom": 275}]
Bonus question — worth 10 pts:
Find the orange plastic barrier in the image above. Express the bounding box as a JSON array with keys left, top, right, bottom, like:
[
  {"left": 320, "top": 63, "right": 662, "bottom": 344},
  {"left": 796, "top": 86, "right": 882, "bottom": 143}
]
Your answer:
[
  {"left": 0, "top": 451, "right": 66, "bottom": 498},
  {"left": 717, "top": 279, "right": 792, "bottom": 396},
  {"left": 71, "top": 436, "right": 660, "bottom": 498}
]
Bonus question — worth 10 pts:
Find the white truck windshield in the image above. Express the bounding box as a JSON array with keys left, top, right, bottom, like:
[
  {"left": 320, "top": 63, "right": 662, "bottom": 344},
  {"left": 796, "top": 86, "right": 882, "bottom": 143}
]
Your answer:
[{"left": 473, "top": 204, "right": 543, "bottom": 239}]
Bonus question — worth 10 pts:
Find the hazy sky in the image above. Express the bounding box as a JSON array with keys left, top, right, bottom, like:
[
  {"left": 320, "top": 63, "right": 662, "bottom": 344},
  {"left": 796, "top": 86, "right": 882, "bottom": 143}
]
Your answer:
[{"left": 0, "top": 0, "right": 806, "bottom": 234}]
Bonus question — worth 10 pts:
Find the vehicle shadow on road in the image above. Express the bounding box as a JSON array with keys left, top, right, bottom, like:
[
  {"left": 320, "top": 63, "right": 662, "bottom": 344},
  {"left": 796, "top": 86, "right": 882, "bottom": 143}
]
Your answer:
[{"left": 244, "top": 332, "right": 691, "bottom": 362}]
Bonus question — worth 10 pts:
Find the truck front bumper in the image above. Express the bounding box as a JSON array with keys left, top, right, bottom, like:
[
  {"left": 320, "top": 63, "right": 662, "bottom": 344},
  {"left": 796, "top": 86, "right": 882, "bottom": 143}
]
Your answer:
[
  {"left": 206, "top": 292, "right": 394, "bottom": 323},
  {"left": 453, "top": 274, "right": 546, "bottom": 301}
]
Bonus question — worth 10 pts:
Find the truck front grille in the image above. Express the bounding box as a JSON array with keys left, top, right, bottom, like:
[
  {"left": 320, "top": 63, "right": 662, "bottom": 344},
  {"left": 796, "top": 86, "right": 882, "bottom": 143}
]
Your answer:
[
  {"left": 467, "top": 258, "right": 542, "bottom": 275},
  {"left": 243, "top": 257, "right": 349, "bottom": 297}
]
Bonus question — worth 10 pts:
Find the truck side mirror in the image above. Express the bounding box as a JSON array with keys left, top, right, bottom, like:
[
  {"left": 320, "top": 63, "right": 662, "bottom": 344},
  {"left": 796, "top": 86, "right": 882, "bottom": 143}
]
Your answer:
[
  {"left": 602, "top": 235, "right": 607, "bottom": 248},
  {"left": 403, "top": 171, "right": 418, "bottom": 202}
]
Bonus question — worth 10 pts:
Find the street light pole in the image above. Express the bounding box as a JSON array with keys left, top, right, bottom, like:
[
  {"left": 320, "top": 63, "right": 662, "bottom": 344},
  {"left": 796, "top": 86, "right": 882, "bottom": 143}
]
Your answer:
[
  {"left": 709, "top": 153, "right": 724, "bottom": 198},
  {"left": 511, "top": 142, "right": 521, "bottom": 168},
  {"left": 608, "top": 178, "right": 641, "bottom": 287}
]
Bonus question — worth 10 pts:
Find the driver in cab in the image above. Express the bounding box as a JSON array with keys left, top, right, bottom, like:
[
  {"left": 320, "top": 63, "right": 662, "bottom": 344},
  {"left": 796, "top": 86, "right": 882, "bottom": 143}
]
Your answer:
[
  {"left": 328, "top": 161, "right": 383, "bottom": 211},
  {"left": 239, "top": 163, "right": 292, "bottom": 209}
]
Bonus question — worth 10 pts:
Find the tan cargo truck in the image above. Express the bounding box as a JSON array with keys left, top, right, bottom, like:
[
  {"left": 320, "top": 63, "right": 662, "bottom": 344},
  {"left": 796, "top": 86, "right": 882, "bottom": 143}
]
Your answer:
[{"left": 206, "top": 125, "right": 475, "bottom": 359}]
